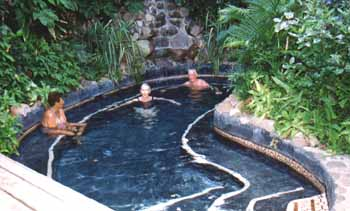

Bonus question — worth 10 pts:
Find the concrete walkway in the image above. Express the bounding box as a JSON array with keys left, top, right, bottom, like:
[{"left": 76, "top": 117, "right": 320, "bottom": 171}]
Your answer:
[{"left": 303, "top": 147, "right": 350, "bottom": 211}]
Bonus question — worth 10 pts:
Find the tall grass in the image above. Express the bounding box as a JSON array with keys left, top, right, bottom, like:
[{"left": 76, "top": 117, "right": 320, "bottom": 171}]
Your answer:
[{"left": 86, "top": 18, "right": 144, "bottom": 81}]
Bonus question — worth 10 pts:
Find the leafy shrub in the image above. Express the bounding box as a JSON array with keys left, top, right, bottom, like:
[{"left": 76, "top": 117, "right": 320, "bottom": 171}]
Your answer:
[
  {"left": 0, "top": 25, "right": 34, "bottom": 103},
  {"left": 0, "top": 92, "right": 21, "bottom": 155},
  {"left": 85, "top": 19, "right": 144, "bottom": 81},
  {"left": 175, "top": 0, "right": 243, "bottom": 23},
  {"left": 1, "top": 0, "right": 143, "bottom": 39},
  {"left": 13, "top": 38, "right": 81, "bottom": 93},
  {"left": 225, "top": 0, "right": 350, "bottom": 153}
]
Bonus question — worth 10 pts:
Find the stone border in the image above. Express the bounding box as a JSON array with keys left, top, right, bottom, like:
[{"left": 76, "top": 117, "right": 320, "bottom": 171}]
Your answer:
[
  {"left": 213, "top": 96, "right": 336, "bottom": 210},
  {"left": 214, "top": 127, "right": 326, "bottom": 193}
]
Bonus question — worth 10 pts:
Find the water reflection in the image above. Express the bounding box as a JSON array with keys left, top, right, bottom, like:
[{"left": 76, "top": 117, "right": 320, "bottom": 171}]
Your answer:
[{"left": 134, "top": 106, "right": 159, "bottom": 130}]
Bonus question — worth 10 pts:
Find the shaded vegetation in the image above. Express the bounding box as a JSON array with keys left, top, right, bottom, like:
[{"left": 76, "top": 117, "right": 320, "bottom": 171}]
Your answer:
[{"left": 220, "top": 0, "right": 350, "bottom": 153}]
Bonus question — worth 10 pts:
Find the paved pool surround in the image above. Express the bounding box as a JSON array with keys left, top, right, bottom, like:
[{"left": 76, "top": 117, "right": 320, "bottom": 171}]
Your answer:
[{"left": 213, "top": 99, "right": 336, "bottom": 210}]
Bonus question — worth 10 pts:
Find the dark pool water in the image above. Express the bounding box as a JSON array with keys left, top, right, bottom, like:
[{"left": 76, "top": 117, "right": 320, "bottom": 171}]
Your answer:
[
  {"left": 48, "top": 85, "right": 318, "bottom": 211},
  {"left": 15, "top": 80, "right": 319, "bottom": 211}
]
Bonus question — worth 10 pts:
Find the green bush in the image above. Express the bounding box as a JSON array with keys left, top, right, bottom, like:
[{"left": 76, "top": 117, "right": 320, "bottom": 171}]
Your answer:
[
  {"left": 224, "top": 0, "right": 350, "bottom": 153},
  {"left": 0, "top": 92, "right": 21, "bottom": 155},
  {"left": 175, "top": 0, "right": 243, "bottom": 23},
  {"left": 13, "top": 38, "right": 81, "bottom": 93},
  {"left": 85, "top": 19, "right": 144, "bottom": 81}
]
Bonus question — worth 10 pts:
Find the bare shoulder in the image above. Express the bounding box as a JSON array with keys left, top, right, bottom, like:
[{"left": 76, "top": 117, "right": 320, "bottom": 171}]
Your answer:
[
  {"left": 199, "top": 79, "right": 209, "bottom": 87},
  {"left": 184, "top": 81, "right": 190, "bottom": 86},
  {"left": 43, "top": 109, "right": 54, "bottom": 118},
  {"left": 42, "top": 109, "right": 54, "bottom": 126}
]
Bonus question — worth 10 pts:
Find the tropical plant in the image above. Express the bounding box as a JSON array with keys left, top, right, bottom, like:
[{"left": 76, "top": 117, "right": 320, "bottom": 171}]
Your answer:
[
  {"left": 218, "top": 0, "right": 297, "bottom": 66},
  {"left": 226, "top": 0, "right": 350, "bottom": 154},
  {"left": 0, "top": 92, "right": 21, "bottom": 155},
  {"left": 175, "top": 0, "right": 243, "bottom": 23},
  {"left": 86, "top": 19, "right": 144, "bottom": 81},
  {"left": 12, "top": 38, "right": 81, "bottom": 93}
]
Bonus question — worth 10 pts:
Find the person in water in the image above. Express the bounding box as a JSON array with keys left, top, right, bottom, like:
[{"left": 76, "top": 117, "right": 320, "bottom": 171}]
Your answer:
[
  {"left": 41, "top": 92, "right": 87, "bottom": 136},
  {"left": 184, "top": 69, "right": 222, "bottom": 94},
  {"left": 108, "top": 83, "right": 181, "bottom": 111},
  {"left": 184, "top": 69, "right": 210, "bottom": 90}
]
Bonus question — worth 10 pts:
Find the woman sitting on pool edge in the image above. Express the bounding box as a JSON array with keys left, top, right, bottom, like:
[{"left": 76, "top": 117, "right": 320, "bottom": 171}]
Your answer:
[
  {"left": 41, "top": 92, "right": 87, "bottom": 136},
  {"left": 108, "top": 83, "right": 181, "bottom": 111}
]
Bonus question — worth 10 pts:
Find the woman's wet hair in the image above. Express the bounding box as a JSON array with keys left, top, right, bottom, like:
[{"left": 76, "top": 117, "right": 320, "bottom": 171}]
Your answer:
[
  {"left": 141, "top": 83, "right": 151, "bottom": 91},
  {"left": 48, "top": 92, "right": 62, "bottom": 107}
]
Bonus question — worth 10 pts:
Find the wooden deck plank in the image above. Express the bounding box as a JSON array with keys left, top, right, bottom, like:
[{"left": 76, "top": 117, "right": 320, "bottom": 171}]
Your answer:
[
  {"left": 0, "top": 154, "right": 112, "bottom": 211},
  {"left": 0, "top": 168, "right": 67, "bottom": 211},
  {"left": 0, "top": 189, "right": 33, "bottom": 211}
]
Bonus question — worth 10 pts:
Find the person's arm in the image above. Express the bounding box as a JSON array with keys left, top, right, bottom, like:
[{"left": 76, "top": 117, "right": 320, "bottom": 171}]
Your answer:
[
  {"left": 153, "top": 97, "right": 182, "bottom": 106},
  {"left": 69, "top": 123, "right": 87, "bottom": 127},
  {"left": 45, "top": 128, "right": 76, "bottom": 136},
  {"left": 199, "top": 79, "right": 210, "bottom": 89},
  {"left": 184, "top": 81, "right": 190, "bottom": 87},
  {"left": 209, "top": 85, "right": 223, "bottom": 95},
  {"left": 107, "top": 98, "right": 138, "bottom": 111}
]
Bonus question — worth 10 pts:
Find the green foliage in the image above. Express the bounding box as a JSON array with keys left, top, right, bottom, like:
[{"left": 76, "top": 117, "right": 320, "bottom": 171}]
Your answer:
[
  {"left": 226, "top": 0, "right": 350, "bottom": 153},
  {"left": 0, "top": 25, "right": 34, "bottom": 103},
  {"left": 75, "top": 0, "right": 116, "bottom": 19},
  {"left": 2, "top": 0, "right": 143, "bottom": 39},
  {"left": 175, "top": 0, "right": 242, "bottom": 23},
  {"left": 10, "top": 0, "right": 78, "bottom": 38},
  {"left": 0, "top": 111, "right": 21, "bottom": 155},
  {"left": 197, "top": 13, "right": 227, "bottom": 73},
  {"left": 219, "top": 0, "right": 296, "bottom": 64},
  {"left": 0, "top": 92, "right": 21, "bottom": 155},
  {"left": 125, "top": 0, "right": 144, "bottom": 14},
  {"left": 86, "top": 19, "right": 144, "bottom": 81},
  {"left": 13, "top": 38, "right": 81, "bottom": 93}
]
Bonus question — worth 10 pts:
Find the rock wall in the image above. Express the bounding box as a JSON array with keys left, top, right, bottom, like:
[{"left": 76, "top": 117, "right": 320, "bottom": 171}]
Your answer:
[{"left": 124, "top": 0, "right": 203, "bottom": 64}]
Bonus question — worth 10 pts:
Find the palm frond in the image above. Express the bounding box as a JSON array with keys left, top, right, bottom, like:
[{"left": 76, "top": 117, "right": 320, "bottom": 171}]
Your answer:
[
  {"left": 219, "top": 5, "right": 250, "bottom": 23},
  {"left": 221, "top": 0, "right": 296, "bottom": 49}
]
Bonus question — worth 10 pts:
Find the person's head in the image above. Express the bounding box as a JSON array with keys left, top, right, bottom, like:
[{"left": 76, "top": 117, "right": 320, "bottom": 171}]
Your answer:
[
  {"left": 140, "top": 83, "right": 151, "bottom": 97},
  {"left": 188, "top": 69, "right": 198, "bottom": 82},
  {"left": 48, "top": 92, "right": 64, "bottom": 109}
]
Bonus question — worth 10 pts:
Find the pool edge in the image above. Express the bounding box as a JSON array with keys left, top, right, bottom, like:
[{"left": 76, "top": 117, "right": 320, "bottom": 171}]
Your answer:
[{"left": 213, "top": 98, "right": 336, "bottom": 211}]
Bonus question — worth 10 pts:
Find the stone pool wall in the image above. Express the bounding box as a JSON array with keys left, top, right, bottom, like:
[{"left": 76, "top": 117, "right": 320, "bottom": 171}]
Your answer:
[{"left": 213, "top": 95, "right": 336, "bottom": 210}]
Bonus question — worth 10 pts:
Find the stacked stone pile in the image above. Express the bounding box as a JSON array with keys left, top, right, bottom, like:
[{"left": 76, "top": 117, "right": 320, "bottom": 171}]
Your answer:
[{"left": 121, "top": 0, "right": 204, "bottom": 62}]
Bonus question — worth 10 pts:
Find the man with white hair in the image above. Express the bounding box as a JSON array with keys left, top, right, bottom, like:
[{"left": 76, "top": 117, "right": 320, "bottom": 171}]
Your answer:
[{"left": 184, "top": 69, "right": 210, "bottom": 90}]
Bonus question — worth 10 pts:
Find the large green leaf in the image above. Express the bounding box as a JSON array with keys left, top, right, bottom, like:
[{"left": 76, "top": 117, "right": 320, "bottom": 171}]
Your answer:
[{"left": 33, "top": 9, "right": 59, "bottom": 28}]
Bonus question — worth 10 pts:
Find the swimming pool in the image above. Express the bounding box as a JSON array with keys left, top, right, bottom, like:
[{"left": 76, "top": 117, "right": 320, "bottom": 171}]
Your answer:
[{"left": 15, "top": 78, "right": 319, "bottom": 211}]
